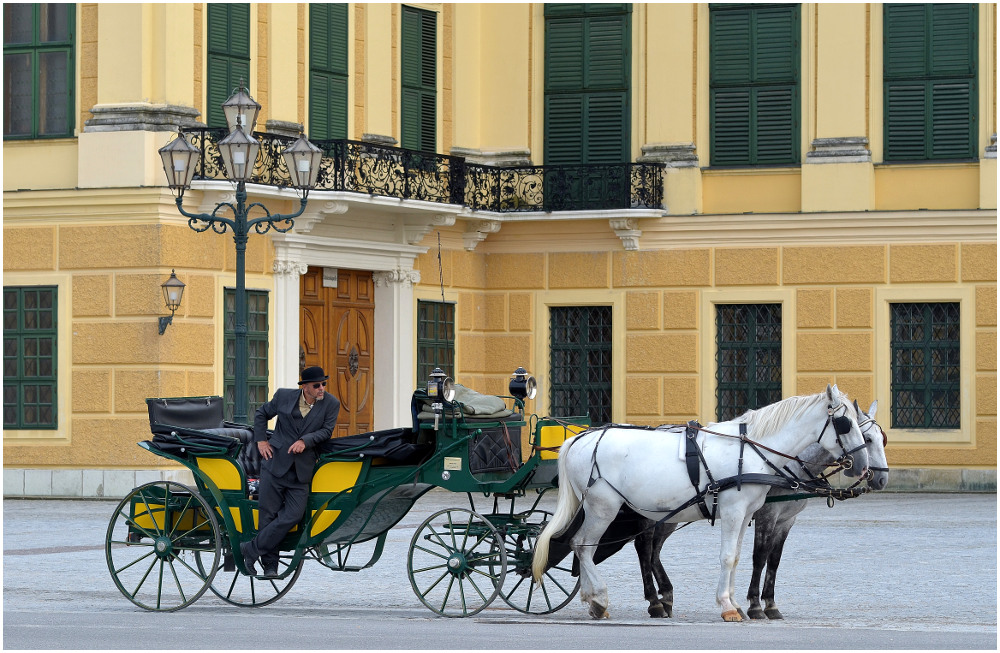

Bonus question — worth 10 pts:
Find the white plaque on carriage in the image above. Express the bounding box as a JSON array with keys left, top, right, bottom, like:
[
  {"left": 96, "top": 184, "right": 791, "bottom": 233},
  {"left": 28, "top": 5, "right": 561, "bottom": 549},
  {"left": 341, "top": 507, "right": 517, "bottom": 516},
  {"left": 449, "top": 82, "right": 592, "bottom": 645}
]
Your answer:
[{"left": 443, "top": 457, "right": 462, "bottom": 471}]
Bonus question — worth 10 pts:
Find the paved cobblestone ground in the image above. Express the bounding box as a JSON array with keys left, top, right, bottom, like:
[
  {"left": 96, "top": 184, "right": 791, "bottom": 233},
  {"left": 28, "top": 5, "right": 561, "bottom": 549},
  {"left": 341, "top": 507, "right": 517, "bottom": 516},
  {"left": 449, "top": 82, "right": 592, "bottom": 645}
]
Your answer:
[{"left": 2, "top": 490, "right": 996, "bottom": 649}]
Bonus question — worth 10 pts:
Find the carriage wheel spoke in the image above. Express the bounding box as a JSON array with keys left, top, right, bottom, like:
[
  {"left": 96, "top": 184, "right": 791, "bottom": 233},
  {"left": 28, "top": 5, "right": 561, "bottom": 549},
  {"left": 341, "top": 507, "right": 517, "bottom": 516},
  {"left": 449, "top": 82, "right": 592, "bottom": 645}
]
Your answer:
[
  {"left": 439, "top": 575, "right": 456, "bottom": 613},
  {"left": 412, "top": 542, "right": 449, "bottom": 561},
  {"left": 167, "top": 559, "right": 188, "bottom": 604},
  {"left": 127, "top": 555, "right": 159, "bottom": 599}
]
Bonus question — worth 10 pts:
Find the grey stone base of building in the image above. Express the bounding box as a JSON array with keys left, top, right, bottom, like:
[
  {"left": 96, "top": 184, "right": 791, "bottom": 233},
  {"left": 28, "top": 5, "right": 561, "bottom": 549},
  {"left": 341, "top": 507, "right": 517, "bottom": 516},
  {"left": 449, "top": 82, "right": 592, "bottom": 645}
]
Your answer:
[
  {"left": 2, "top": 467, "right": 995, "bottom": 499},
  {"left": 828, "top": 467, "right": 995, "bottom": 493},
  {"left": 4, "top": 468, "right": 195, "bottom": 499}
]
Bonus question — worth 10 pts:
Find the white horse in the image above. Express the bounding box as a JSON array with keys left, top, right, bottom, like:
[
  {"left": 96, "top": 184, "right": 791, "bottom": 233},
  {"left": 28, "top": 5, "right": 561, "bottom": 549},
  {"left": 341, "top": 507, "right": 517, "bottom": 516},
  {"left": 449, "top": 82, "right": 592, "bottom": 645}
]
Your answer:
[{"left": 531, "top": 385, "right": 870, "bottom": 621}]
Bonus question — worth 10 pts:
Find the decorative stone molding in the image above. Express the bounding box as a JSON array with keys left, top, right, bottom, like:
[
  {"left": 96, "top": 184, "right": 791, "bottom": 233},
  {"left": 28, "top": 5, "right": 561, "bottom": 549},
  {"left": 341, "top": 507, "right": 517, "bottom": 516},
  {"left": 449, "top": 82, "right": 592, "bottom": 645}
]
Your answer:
[
  {"left": 84, "top": 103, "right": 203, "bottom": 132},
  {"left": 265, "top": 119, "right": 304, "bottom": 139},
  {"left": 805, "top": 137, "right": 872, "bottom": 163},
  {"left": 985, "top": 133, "right": 997, "bottom": 159},
  {"left": 373, "top": 268, "right": 421, "bottom": 287},
  {"left": 609, "top": 217, "right": 642, "bottom": 251},
  {"left": 272, "top": 260, "right": 309, "bottom": 277},
  {"left": 450, "top": 146, "right": 532, "bottom": 167},
  {"left": 463, "top": 219, "right": 502, "bottom": 251},
  {"left": 292, "top": 200, "right": 348, "bottom": 234},
  {"left": 637, "top": 142, "right": 699, "bottom": 168},
  {"left": 362, "top": 133, "right": 399, "bottom": 147}
]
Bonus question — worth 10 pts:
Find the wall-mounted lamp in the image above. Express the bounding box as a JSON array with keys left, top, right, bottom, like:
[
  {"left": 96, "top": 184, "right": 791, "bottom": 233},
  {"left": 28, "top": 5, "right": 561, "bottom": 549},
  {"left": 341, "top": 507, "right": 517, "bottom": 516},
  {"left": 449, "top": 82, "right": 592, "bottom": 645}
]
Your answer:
[{"left": 158, "top": 270, "right": 186, "bottom": 335}]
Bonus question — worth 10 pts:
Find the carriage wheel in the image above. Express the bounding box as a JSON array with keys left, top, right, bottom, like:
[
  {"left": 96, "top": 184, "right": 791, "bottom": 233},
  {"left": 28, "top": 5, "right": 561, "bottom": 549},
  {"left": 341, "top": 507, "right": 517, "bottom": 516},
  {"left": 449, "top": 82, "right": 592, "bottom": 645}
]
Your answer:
[
  {"left": 496, "top": 510, "right": 580, "bottom": 614},
  {"left": 407, "top": 508, "right": 507, "bottom": 617},
  {"left": 105, "top": 481, "right": 221, "bottom": 612},
  {"left": 195, "top": 547, "right": 303, "bottom": 608}
]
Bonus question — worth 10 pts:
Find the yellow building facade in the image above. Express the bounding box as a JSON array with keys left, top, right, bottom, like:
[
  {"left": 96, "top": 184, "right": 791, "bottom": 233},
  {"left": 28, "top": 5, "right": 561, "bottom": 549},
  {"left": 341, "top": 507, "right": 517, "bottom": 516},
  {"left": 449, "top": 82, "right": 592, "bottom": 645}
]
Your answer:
[{"left": 3, "top": 3, "right": 996, "bottom": 497}]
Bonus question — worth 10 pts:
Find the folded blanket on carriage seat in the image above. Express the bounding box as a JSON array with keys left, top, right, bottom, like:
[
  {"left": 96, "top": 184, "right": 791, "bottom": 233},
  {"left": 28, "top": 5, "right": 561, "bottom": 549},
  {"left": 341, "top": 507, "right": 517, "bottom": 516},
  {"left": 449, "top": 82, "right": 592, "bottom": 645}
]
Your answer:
[{"left": 416, "top": 384, "right": 514, "bottom": 421}]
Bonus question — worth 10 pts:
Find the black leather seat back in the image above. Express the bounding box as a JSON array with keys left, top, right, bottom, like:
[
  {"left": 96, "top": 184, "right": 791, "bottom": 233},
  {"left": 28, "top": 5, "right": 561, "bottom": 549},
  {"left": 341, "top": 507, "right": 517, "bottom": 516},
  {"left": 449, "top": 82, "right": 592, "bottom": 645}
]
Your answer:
[{"left": 147, "top": 396, "right": 224, "bottom": 435}]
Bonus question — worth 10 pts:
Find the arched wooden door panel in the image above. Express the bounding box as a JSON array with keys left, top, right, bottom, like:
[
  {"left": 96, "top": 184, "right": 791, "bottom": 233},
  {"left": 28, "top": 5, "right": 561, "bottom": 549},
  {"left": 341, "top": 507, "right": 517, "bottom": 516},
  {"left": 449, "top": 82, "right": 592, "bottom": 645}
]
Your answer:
[{"left": 299, "top": 267, "right": 374, "bottom": 438}]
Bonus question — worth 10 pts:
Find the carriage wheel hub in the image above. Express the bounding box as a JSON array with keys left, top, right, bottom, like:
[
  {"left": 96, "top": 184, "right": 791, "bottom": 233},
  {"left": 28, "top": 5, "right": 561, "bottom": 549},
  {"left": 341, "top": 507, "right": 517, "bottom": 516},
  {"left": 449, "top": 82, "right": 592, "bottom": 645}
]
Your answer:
[
  {"left": 153, "top": 536, "right": 173, "bottom": 558},
  {"left": 447, "top": 553, "right": 466, "bottom": 574}
]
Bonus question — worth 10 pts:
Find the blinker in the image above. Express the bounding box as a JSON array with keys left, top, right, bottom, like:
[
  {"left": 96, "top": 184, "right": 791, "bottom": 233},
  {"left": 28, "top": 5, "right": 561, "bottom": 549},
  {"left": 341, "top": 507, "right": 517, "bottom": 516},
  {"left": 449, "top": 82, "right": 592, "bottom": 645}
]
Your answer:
[{"left": 832, "top": 415, "right": 853, "bottom": 436}]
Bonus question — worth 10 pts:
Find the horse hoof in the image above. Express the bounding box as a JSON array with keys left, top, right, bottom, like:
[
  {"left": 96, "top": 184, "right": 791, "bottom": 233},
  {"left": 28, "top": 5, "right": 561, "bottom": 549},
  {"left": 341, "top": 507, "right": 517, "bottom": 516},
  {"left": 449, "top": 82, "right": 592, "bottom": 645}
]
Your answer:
[
  {"left": 661, "top": 602, "right": 673, "bottom": 619},
  {"left": 648, "top": 604, "right": 666, "bottom": 618},
  {"left": 590, "top": 601, "right": 609, "bottom": 619},
  {"left": 747, "top": 606, "right": 767, "bottom": 620},
  {"left": 764, "top": 608, "right": 784, "bottom": 620},
  {"left": 737, "top": 607, "right": 747, "bottom": 621},
  {"left": 722, "top": 609, "right": 743, "bottom": 622}
]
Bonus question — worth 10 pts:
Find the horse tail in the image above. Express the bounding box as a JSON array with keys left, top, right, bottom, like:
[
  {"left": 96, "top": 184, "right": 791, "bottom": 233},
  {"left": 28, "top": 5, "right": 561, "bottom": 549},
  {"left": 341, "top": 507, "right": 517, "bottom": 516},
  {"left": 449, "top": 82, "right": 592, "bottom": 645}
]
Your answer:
[{"left": 531, "top": 434, "right": 584, "bottom": 584}]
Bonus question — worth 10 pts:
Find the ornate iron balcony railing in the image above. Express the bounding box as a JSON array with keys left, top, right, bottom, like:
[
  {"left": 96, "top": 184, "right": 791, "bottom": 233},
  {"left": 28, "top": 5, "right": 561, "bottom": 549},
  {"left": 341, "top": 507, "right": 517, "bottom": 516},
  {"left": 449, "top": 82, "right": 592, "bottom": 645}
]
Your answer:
[{"left": 185, "top": 128, "right": 665, "bottom": 212}]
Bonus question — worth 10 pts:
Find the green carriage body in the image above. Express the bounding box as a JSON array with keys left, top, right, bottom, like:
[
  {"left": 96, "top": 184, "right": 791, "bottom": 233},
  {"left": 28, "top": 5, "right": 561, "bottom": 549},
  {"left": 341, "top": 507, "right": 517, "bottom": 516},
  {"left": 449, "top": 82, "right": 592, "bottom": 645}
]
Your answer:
[{"left": 108, "top": 390, "right": 588, "bottom": 614}]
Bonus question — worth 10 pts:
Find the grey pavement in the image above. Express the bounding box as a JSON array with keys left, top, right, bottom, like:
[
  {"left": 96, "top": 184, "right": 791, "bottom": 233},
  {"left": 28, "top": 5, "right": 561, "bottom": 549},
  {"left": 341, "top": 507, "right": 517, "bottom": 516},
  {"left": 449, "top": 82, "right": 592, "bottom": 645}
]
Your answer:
[{"left": 2, "top": 490, "right": 996, "bottom": 649}]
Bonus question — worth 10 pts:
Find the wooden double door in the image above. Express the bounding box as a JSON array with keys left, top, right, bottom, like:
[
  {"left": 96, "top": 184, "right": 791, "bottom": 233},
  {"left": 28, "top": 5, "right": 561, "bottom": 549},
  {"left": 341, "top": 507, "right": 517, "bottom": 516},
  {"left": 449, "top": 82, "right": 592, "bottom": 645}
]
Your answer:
[{"left": 299, "top": 267, "right": 374, "bottom": 438}]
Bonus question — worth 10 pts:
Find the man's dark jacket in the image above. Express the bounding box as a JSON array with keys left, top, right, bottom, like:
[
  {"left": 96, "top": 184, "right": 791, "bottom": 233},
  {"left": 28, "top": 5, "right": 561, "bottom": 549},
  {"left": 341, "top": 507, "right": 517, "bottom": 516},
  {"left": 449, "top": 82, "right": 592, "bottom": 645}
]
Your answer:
[{"left": 253, "top": 388, "right": 340, "bottom": 483}]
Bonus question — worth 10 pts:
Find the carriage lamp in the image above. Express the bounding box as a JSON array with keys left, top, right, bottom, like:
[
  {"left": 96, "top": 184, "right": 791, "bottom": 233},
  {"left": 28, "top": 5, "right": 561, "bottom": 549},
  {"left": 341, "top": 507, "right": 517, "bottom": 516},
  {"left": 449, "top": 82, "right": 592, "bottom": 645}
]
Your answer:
[
  {"left": 509, "top": 367, "right": 537, "bottom": 401},
  {"left": 427, "top": 367, "right": 455, "bottom": 430},
  {"left": 158, "top": 270, "right": 186, "bottom": 335}
]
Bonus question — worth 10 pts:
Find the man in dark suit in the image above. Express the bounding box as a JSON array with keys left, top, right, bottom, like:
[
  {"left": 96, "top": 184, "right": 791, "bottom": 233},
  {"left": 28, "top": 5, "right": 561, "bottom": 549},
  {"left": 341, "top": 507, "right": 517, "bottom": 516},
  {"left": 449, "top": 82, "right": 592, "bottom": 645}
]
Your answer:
[{"left": 240, "top": 366, "right": 339, "bottom": 577}]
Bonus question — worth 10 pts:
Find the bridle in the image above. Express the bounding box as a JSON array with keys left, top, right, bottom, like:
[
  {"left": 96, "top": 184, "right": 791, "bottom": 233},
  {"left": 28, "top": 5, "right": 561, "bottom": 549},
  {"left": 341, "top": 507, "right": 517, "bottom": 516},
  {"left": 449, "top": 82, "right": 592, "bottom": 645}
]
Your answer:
[
  {"left": 817, "top": 400, "right": 869, "bottom": 472},
  {"left": 854, "top": 400, "right": 889, "bottom": 476}
]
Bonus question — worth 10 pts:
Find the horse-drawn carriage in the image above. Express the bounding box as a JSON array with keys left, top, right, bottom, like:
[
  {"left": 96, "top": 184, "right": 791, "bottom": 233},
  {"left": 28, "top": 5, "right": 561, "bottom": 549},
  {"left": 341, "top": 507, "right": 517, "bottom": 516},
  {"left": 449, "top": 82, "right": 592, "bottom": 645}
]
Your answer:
[
  {"left": 105, "top": 368, "right": 589, "bottom": 615},
  {"left": 106, "top": 370, "right": 887, "bottom": 621}
]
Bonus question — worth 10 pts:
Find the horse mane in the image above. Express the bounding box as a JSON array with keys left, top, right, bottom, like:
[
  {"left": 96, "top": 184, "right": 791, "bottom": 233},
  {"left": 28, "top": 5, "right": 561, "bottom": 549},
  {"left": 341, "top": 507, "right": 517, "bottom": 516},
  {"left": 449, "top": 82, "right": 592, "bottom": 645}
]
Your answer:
[{"left": 735, "top": 389, "right": 856, "bottom": 440}]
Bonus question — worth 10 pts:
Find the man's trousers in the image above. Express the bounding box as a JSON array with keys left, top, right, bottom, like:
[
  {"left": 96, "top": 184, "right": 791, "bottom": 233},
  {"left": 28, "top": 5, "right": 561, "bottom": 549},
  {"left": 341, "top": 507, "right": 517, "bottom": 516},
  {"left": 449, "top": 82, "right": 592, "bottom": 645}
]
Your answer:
[{"left": 248, "top": 465, "right": 309, "bottom": 569}]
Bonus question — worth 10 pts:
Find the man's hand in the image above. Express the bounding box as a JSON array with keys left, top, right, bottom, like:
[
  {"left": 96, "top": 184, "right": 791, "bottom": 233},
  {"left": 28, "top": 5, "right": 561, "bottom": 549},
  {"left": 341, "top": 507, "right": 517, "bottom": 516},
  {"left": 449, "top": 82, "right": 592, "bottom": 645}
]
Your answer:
[
  {"left": 257, "top": 440, "right": 274, "bottom": 460},
  {"left": 288, "top": 439, "right": 306, "bottom": 454}
]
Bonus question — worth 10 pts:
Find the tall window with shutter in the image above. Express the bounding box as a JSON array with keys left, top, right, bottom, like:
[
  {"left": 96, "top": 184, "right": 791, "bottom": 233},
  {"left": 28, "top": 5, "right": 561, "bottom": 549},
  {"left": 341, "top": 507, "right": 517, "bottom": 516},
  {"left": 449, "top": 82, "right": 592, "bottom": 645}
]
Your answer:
[
  {"left": 544, "top": 4, "right": 631, "bottom": 165},
  {"left": 709, "top": 4, "right": 800, "bottom": 166},
  {"left": 401, "top": 6, "right": 436, "bottom": 152},
  {"left": 883, "top": 4, "right": 977, "bottom": 161},
  {"left": 206, "top": 3, "right": 250, "bottom": 129},
  {"left": 310, "top": 4, "right": 348, "bottom": 140},
  {"left": 3, "top": 3, "right": 75, "bottom": 139}
]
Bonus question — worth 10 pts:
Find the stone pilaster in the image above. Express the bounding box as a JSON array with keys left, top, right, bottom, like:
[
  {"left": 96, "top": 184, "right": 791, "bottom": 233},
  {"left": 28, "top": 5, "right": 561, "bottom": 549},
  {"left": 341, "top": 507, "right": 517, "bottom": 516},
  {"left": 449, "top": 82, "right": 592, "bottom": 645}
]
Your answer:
[{"left": 272, "top": 259, "right": 309, "bottom": 388}]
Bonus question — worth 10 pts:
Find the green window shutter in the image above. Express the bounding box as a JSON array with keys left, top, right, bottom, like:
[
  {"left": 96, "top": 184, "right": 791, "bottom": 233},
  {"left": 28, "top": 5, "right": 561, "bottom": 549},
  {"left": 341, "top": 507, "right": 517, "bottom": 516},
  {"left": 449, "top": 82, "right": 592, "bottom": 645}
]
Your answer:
[
  {"left": 709, "top": 4, "right": 799, "bottom": 166},
  {"left": 585, "top": 93, "right": 628, "bottom": 163},
  {"left": 206, "top": 3, "right": 250, "bottom": 129},
  {"left": 544, "top": 5, "right": 630, "bottom": 165},
  {"left": 885, "top": 82, "right": 927, "bottom": 160},
  {"left": 544, "top": 94, "right": 584, "bottom": 165},
  {"left": 710, "top": 9, "right": 751, "bottom": 85},
  {"left": 401, "top": 6, "right": 435, "bottom": 152},
  {"left": 309, "top": 3, "right": 348, "bottom": 140},
  {"left": 883, "top": 4, "right": 976, "bottom": 161},
  {"left": 224, "top": 288, "right": 269, "bottom": 422},
  {"left": 755, "top": 86, "right": 797, "bottom": 163}
]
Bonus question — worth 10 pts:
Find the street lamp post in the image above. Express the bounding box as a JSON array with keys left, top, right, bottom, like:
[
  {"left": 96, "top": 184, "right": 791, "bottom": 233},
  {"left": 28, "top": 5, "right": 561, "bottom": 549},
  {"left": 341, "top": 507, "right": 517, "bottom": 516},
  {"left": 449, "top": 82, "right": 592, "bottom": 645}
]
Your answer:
[{"left": 158, "top": 84, "right": 322, "bottom": 424}]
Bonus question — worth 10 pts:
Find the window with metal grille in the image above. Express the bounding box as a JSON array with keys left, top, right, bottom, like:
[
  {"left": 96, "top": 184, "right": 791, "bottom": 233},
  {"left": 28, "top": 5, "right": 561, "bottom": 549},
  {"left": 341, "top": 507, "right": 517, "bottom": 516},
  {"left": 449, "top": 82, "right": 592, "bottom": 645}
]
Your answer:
[
  {"left": 309, "top": 3, "right": 349, "bottom": 140},
  {"left": 206, "top": 3, "right": 250, "bottom": 129},
  {"left": 224, "top": 288, "right": 269, "bottom": 422},
  {"left": 401, "top": 5, "right": 436, "bottom": 152},
  {"left": 416, "top": 300, "right": 454, "bottom": 385},
  {"left": 716, "top": 304, "right": 782, "bottom": 422},
  {"left": 3, "top": 286, "right": 57, "bottom": 429},
  {"left": 549, "top": 306, "right": 612, "bottom": 425},
  {"left": 890, "top": 302, "right": 960, "bottom": 428},
  {"left": 3, "top": 3, "right": 75, "bottom": 139},
  {"left": 709, "top": 4, "right": 800, "bottom": 166},
  {"left": 883, "top": 4, "right": 977, "bottom": 161}
]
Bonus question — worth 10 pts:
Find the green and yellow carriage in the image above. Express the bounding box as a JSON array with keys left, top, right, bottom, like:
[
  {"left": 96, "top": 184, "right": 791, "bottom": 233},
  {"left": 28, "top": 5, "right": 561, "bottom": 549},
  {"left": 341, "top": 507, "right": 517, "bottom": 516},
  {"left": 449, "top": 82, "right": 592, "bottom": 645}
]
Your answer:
[{"left": 105, "top": 368, "right": 589, "bottom": 616}]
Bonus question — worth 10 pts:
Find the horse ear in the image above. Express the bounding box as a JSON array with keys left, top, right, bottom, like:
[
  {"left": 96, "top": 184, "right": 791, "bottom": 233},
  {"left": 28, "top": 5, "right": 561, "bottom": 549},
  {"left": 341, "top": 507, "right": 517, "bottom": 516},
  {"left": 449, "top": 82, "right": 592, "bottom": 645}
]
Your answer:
[
  {"left": 868, "top": 400, "right": 878, "bottom": 419},
  {"left": 825, "top": 384, "right": 836, "bottom": 403},
  {"left": 853, "top": 398, "right": 861, "bottom": 415}
]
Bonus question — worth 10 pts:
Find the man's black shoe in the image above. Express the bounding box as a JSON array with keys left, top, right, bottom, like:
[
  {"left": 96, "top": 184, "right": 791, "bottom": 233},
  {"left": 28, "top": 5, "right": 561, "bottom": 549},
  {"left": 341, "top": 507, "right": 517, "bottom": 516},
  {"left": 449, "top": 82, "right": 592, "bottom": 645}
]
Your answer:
[
  {"left": 239, "top": 541, "right": 258, "bottom": 576},
  {"left": 262, "top": 566, "right": 279, "bottom": 579}
]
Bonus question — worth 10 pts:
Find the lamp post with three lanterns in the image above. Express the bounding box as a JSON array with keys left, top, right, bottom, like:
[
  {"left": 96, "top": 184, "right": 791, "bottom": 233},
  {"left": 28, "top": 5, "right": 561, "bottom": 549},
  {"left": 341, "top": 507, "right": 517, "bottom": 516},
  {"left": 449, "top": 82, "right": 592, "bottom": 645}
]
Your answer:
[{"left": 157, "top": 84, "right": 323, "bottom": 424}]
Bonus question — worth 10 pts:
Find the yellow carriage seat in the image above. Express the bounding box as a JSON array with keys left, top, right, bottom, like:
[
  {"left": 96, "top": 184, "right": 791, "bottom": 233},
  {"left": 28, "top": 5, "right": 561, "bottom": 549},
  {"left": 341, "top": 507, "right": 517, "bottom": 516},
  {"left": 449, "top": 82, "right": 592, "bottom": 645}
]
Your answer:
[{"left": 537, "top": 422, "right": 589, "bottom": 460}]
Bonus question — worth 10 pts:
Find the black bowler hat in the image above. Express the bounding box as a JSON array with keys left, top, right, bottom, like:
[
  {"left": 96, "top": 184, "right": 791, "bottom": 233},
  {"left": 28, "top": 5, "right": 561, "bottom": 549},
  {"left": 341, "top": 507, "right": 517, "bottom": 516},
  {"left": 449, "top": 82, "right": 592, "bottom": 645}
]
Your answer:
[{"left": 298, "top": 366, "right": 329, "bottom": 385}]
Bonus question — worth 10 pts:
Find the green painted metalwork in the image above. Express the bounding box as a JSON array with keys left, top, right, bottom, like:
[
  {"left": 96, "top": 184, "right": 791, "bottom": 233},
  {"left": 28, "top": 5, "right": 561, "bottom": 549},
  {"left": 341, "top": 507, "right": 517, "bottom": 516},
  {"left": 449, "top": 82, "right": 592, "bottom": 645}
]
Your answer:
[
  {"left": 224, "top": 288, "right": 269, "bottom": 421},
  {"left": 3, "top": 285, "right": 57, "bottom": 429},
  {"left": 549, "top": 306, "right": 613, "bottom": 425},
  {"left": 715, "top": 303, "right": 782, "bottom": 422},
  {"left": 416, "top": 300, "right": 455, "bottom": 385},
  {"left": 890, "top": 302, "right": 960, "bottom": 428}
]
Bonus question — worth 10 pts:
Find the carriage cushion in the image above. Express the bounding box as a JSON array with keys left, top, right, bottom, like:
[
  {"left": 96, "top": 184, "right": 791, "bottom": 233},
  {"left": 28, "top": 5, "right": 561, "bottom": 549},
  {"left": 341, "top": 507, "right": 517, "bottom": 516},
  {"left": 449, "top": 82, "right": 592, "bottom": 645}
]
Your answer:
[
  {"left": 319, "top": 428, "right": 430, "bottom": 465},
  {"left": 204, "top": 426, "right": 262, "bottom": 479}
]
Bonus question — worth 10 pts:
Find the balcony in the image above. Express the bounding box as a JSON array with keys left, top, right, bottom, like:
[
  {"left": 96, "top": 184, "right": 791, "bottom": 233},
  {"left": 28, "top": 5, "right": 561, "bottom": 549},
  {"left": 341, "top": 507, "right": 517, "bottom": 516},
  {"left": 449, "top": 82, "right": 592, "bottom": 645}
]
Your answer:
[{"left": 185, "top": 128, "right": 665, "bottom": 214}]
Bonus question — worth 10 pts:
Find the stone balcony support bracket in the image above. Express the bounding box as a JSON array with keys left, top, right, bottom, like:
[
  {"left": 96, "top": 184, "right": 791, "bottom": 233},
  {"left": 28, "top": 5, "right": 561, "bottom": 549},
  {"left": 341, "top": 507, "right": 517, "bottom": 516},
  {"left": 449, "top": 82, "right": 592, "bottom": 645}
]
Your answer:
[
  {"left": 609, "top": 217, "right": 642, "bottom": 251},
  {"left": 463, "top": 219, "right": 502, "bottom": 251}
]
